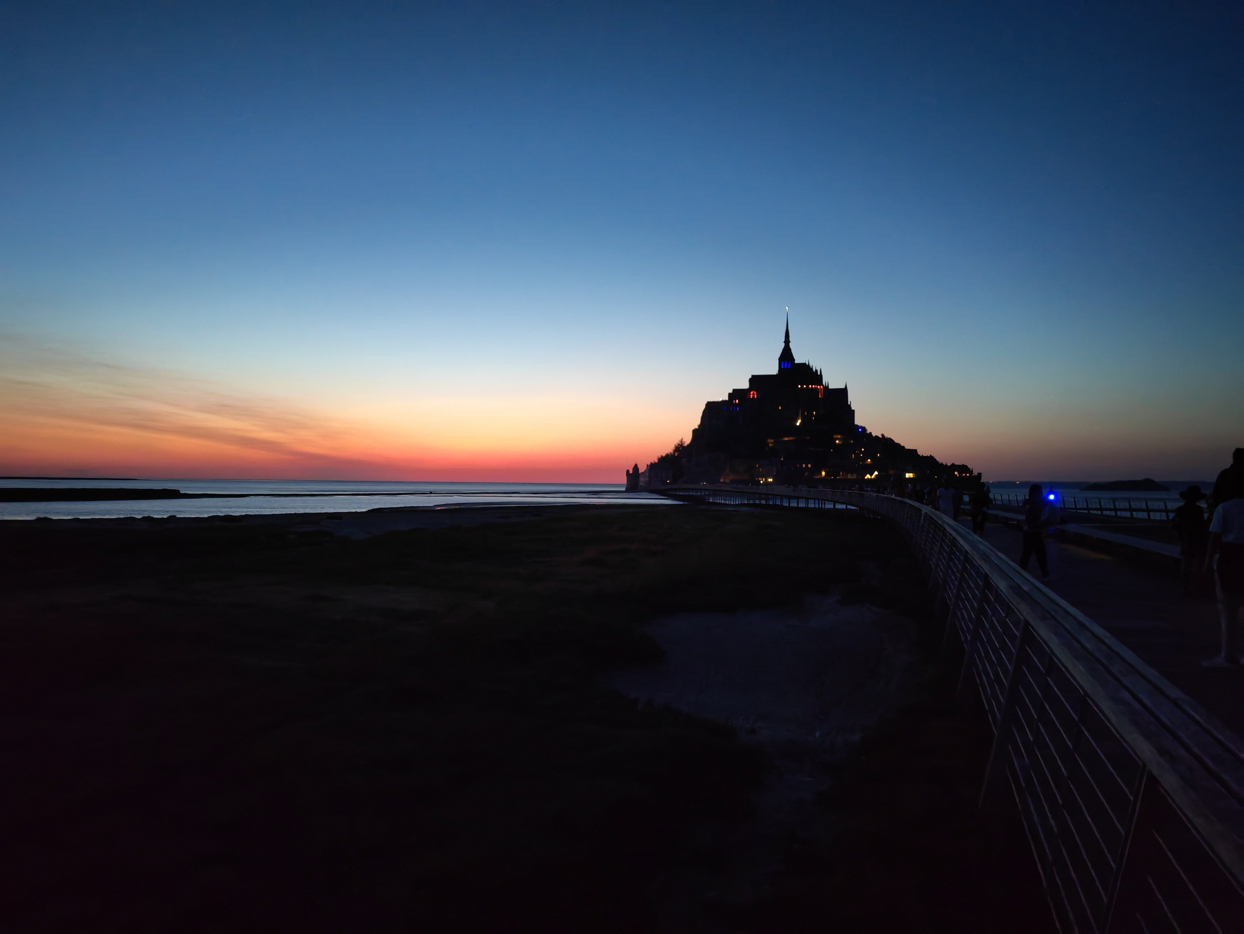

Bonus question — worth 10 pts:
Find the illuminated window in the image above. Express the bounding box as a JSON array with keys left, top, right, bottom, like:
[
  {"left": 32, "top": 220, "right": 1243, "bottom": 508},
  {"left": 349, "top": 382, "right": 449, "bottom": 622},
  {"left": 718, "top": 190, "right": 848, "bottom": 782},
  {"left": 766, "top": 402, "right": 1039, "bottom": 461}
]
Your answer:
[{"left": 749, "top": 391, "right": 757, "bottom": 399}]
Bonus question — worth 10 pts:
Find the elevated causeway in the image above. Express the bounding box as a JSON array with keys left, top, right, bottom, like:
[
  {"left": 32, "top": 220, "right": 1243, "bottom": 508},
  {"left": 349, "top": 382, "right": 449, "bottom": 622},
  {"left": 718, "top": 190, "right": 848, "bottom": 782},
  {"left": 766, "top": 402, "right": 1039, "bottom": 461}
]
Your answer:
[{"left": 659, "top": 484, "right": 1244, "bottom": 933}]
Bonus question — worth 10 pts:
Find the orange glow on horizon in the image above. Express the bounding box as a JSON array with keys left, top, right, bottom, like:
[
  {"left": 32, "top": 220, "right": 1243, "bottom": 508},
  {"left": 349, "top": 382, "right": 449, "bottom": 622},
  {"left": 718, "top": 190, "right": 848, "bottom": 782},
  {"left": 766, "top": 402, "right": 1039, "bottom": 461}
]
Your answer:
[
  {"left": 0, "top": 339, "right": 695, "bottom": 483},
  {"left": 0, "top": 414, "right": 662, "bottom": 483}
]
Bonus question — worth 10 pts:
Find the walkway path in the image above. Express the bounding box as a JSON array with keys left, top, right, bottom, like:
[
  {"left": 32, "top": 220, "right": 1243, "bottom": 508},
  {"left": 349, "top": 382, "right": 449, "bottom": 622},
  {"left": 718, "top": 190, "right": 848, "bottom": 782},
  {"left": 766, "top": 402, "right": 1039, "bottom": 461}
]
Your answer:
[{"left": 971, "top": 516, "right": 1244, "bottom": 736}]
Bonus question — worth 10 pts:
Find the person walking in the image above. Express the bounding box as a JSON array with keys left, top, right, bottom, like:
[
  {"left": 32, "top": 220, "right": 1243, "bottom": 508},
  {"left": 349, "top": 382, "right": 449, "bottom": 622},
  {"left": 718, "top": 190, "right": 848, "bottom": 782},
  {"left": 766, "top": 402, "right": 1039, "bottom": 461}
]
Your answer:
[
  {"left": 1018, "top": 484, "right": 1051, "bottom": 579},
  {"left": 1171, "top": 485, "right": 1209, "bottom": 597},
  {"left": 969, "top": 484, "right": 990, "bottom": 536},
  {"left": 1209, "top": 448, "right": 1244, "bottom": 521},
  {"left": 1202, "top": 488, "right": 1244, "bottom": 667},
  {"left": 936, "top": 480, "right": 957, "bottom": 521}
]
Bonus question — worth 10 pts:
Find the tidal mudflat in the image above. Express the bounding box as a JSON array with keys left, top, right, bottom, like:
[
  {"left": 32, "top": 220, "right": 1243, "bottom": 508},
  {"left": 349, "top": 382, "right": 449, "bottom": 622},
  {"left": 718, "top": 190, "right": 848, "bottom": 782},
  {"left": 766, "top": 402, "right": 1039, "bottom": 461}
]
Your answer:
[{"left": 1, "top": 504, "right": 1046, "bottom": 932}]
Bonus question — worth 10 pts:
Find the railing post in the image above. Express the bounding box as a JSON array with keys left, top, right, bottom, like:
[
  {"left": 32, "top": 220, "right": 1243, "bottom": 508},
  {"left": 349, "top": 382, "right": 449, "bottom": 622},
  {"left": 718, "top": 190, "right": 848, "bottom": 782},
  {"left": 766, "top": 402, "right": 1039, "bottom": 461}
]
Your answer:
[
  {"left": 956, "top": 579, "right": 992, "bottom": 701},
  {"left": 1102, "top": 768, "right": 1153, "bottom": 933},
  {"left": 941, "top": 550, "right": 970, "bottom": 645},
  {"left": 978, "top": 621, "right": 1034, "bottom": 815}
]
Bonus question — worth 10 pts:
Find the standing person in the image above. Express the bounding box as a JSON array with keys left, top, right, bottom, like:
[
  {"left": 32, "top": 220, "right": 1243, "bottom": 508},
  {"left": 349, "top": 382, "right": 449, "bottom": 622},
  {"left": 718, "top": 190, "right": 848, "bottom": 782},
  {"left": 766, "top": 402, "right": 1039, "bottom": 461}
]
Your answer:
[
  {"left": 1171, "top": 486, "right": 1209, "bottom": 597},
  {"left": 1208, "top": 448, "right": 1244, "bottom": 521},
  {"left": 970, "top": 484, "right": 991, "bottom": 536},
  {"left": 1202, "top": 488, "right": 1244, "bottom": 667},
  {"left": 1018, "top": 484, "right": 1051, "bottom": 579},
  {"left": 936, "top": 480, "right": 957, "bottom": 520}
]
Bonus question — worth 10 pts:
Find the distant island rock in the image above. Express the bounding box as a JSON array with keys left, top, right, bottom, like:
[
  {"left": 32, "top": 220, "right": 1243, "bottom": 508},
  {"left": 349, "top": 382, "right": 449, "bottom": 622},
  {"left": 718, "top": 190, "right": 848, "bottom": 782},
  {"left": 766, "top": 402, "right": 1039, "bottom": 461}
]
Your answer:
[
  {"left": 1080, "top": 479, "right": 1169, "bottom": 492},
  {"left": 630, "top": 319, "right": 975, "bottom": 489}
]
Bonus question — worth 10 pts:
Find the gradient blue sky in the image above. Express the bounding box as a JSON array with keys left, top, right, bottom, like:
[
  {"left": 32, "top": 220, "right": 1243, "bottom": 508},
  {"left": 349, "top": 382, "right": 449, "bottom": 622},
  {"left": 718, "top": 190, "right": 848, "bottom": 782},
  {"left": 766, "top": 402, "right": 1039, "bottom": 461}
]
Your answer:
[{"left": 2, "top": 1, "right": 1241, "bottom": 481}]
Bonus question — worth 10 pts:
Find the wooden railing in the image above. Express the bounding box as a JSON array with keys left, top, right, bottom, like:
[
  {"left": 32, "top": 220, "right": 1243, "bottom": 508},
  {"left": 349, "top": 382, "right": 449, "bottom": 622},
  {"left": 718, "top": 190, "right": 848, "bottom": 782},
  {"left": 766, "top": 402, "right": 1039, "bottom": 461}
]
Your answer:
[
  {"left": 659, "top": 484, "right": 1244, "bottom": 932},
  {"left": 993, "top": 492, "right": 1178, "bottom": 522}
]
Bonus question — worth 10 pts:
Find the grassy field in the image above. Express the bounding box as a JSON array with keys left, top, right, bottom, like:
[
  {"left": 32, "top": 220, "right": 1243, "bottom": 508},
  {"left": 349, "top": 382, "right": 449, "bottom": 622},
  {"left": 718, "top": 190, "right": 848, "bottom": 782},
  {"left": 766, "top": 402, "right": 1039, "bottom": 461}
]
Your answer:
[{"left": 1, "top": 504, "right": 1047, "bottom": 932}]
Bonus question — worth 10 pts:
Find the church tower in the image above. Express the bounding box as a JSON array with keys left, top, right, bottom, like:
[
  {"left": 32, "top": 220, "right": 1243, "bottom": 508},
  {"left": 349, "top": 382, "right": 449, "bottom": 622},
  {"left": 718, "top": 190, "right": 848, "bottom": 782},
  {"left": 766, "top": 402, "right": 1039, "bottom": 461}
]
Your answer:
[{"left": 778, "top": 314, "right": 796, "bottom": 371}]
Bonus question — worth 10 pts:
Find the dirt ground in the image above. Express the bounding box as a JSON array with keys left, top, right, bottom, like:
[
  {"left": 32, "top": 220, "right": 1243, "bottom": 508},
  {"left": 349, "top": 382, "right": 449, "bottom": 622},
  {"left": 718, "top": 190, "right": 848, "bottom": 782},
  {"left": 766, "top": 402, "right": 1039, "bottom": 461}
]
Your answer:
[
  {"left": 606, "top": 597, "right": 920, "bottom": 926},
  {"left": 1, "top": 504, "right": 1049, "bottom": 932}
]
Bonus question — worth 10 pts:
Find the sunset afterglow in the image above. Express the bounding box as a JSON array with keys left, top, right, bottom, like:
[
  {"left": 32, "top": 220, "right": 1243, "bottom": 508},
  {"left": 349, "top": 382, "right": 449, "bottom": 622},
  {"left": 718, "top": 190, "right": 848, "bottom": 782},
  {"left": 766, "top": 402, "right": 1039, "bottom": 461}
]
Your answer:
[{"left": 2, "top": 4, "right": 1241, "bottom": 481}]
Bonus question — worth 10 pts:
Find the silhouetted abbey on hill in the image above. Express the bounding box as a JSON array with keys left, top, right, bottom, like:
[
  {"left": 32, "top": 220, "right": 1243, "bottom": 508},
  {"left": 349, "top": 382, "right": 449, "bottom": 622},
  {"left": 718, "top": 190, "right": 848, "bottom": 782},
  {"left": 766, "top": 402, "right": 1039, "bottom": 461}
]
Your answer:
[
  {"left": 628, "top": 319, "right": 974, "bottom": 489},
  {"left": 693, "top": 316, "right": 856, "bottom": 452}
]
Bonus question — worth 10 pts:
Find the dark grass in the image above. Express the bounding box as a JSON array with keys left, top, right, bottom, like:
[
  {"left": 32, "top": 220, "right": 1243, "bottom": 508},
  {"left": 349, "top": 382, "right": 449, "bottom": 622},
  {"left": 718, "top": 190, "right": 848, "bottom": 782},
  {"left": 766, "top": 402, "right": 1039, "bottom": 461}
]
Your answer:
[
  {"left": 1, "top": 505, "right": 1046, "bottom": 932},
  {"left": 728, "top": 623, "right": 1052, "bottom": 934}
]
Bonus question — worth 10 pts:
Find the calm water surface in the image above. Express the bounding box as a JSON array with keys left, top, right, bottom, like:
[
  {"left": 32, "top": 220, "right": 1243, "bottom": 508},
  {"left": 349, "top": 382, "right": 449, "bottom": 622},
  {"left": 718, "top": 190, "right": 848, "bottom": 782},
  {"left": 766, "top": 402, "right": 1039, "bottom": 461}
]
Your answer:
[
  {"left": 0, "top": 479, "right": 669, "bottom": 521},
  {"left": 4, "top": 477, "right": 1220, "bottom": 521}
]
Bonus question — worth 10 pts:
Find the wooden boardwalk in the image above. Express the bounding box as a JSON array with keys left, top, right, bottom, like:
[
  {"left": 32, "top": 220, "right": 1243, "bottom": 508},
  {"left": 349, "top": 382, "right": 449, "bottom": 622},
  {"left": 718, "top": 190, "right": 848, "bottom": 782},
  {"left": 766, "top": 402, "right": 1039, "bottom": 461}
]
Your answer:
[
  {"left": 975, "top": 516, "right": 1244, "bottom": 737},
  {"left": 661, "top": 484, "right": 1244, "bottom": 931}
]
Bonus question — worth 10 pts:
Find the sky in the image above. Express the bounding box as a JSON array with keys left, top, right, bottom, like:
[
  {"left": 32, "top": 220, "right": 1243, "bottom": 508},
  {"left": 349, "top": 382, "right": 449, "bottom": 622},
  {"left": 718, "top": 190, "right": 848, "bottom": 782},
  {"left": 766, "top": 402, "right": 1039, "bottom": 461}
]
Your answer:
[{"left": 1, "top": 1, "right": 1241, "bottom": 482}]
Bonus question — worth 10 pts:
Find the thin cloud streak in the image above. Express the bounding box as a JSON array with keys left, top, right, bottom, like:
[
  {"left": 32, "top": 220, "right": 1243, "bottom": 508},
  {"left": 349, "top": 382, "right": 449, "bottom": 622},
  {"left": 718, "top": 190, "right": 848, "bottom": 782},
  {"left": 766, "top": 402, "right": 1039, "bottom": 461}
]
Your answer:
[{"left": 0, "top": 336, "right": 635, "bottom": 480}]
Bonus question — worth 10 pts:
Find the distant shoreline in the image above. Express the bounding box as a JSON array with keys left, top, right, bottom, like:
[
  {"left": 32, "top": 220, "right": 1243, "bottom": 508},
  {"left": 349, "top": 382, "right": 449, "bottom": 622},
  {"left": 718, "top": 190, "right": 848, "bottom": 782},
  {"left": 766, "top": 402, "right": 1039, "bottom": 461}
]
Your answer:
[
  {"left": 0, "top": 496, "right": 673, "bottom": 526},
  {"left": 2, "top": 503, "right": 671, "bottom": 540},
  {"left": 0, "top": 488, "right": 225, "bottom": 503},
  {"left": 0, "top": 487, "right": 634, "bottom": 503}
]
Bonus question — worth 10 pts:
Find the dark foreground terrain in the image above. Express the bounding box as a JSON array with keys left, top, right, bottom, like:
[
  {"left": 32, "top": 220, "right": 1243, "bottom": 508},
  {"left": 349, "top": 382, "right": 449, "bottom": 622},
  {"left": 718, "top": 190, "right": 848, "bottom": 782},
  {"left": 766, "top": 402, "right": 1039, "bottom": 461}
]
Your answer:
[{"left": 1, "top": 505, "right": 1047, "bottom": 932}]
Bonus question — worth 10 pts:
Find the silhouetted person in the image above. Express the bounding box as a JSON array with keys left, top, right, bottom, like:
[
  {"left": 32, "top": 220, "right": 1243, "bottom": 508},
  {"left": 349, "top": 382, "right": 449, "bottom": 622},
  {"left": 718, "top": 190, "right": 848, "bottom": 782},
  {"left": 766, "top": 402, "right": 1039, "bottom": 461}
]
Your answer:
[
  {"left": 935, "top": 481, "right": 957, "bottom": 520},
  {"left": 1171, "top": 486, "right": 1209, "bottom": 597},
  {"left": 1018, "top": 484, "right": 1051, "bottom": 579},
  {"left": 1208, "top": 448, "right": 1244, "bottom": 521},
  {"left": 1202, "top": 486, "right": 1244, "bottom": 667},
  {"left": 970, "top": 485, "right": 990, "bottom": 536}
]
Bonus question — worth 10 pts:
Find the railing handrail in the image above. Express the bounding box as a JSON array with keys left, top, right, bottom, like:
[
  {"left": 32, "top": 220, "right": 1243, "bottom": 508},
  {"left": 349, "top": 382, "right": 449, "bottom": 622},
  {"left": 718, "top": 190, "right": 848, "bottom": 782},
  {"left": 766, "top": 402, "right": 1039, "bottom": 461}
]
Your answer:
[
  {"left": 659, "top": 483, "right": 1244, "bottom": 927},
  {"left": 670, "top": 484, "right": 1244, "bottom": 771},
  {"left": 991, "top": 490, "right": 1178, "bottom": 521}
]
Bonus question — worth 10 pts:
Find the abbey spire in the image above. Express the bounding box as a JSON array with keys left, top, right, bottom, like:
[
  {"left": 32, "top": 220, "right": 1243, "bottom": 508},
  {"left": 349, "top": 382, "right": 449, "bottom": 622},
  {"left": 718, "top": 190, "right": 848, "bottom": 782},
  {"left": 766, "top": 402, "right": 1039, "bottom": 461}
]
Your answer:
[{"left": 778, "top": 313, "right": 796, "bottom": 371}]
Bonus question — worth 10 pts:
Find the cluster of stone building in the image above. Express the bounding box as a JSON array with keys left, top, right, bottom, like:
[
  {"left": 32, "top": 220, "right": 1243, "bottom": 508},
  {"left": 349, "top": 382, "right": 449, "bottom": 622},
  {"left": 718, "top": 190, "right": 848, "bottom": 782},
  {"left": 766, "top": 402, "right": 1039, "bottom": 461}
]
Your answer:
[{"left": 627, "top": 319, "right": 972, "bottom": 490}]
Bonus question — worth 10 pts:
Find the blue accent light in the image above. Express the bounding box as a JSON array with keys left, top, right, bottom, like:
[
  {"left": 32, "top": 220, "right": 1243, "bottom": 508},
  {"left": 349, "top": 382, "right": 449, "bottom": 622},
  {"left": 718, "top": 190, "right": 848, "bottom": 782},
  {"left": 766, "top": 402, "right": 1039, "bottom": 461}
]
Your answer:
[{"left": 1048, "top": 493, "right": 1056, "bottom": 501}]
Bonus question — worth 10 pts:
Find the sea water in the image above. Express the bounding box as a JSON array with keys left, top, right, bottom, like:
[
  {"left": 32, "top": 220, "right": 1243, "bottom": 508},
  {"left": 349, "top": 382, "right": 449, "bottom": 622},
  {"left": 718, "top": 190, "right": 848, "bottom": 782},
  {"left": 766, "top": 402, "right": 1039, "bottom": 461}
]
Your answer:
[{"left": 0, "top": 479, "right": 670, "bottom": 521}]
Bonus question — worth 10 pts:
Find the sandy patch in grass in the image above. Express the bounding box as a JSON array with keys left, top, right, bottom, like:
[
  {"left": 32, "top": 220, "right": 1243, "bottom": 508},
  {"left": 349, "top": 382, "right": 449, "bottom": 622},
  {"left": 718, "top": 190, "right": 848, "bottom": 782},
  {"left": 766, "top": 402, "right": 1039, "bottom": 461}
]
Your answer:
[{"left": 606, "top": 593, "right": 920, "bottom": 921}]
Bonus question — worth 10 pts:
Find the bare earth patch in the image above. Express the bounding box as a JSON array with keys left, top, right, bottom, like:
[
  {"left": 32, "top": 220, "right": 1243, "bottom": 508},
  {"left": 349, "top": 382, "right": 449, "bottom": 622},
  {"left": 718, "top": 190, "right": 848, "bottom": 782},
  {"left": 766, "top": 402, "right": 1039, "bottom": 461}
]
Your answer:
[
  {"left": 610, "top": 595, "right": 917, "bottom": 794},
  {"left": 607, "top": 595, "right": 919, "bottom": 926}
]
